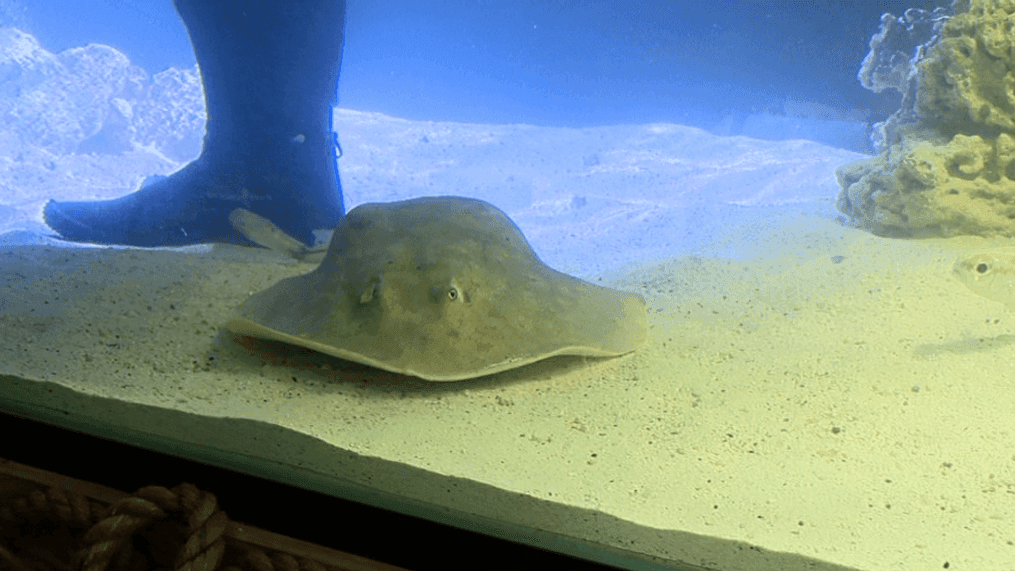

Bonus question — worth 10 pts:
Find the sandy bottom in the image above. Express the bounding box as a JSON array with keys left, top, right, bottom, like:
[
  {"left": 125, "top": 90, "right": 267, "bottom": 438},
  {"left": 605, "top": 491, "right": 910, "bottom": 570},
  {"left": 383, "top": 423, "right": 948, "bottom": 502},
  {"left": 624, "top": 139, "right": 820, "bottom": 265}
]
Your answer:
[{"left": 2, "top": 211, "right": 1014, "bottom": 571}]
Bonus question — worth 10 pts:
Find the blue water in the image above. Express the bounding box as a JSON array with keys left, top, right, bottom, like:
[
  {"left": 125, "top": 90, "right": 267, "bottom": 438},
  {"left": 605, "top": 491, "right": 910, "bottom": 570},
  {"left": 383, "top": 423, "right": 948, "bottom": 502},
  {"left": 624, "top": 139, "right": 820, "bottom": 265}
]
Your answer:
[{"left": 8, "top": 0, "right": 949, "bottom": 150}]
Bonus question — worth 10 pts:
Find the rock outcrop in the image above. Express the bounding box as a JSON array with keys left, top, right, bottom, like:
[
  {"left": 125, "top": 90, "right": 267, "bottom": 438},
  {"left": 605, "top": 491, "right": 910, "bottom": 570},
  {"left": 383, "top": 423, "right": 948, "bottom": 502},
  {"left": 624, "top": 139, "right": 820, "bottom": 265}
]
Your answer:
[
  {"left": 0, "top": 27, "right": 205, "bottom": 161},
  {"left": 835, "top": 0, "right": 1015, "bottom": 238}
]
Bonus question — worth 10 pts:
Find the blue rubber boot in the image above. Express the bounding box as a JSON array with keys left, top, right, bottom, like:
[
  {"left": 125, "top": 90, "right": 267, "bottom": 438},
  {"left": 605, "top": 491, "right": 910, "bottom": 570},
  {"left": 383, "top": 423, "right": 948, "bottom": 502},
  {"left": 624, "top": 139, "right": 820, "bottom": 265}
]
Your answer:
[{"left": 44, "top": 0, "right": 347, "bottom": 247}]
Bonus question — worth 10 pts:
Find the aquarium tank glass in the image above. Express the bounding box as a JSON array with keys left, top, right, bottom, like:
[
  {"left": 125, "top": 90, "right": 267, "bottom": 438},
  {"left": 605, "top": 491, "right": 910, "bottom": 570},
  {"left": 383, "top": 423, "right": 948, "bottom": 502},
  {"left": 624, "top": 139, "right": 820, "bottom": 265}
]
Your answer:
[{"left": 3, "top": 2, "right": 1012, "bottom": 571}]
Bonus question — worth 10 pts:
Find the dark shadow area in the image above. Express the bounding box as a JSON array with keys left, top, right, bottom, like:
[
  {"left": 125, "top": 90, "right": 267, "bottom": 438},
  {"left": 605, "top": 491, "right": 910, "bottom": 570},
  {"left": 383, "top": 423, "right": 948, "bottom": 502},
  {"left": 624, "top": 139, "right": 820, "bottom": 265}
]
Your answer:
[{"left": 0, "top": 412, "right": 624, "bottom": 571}]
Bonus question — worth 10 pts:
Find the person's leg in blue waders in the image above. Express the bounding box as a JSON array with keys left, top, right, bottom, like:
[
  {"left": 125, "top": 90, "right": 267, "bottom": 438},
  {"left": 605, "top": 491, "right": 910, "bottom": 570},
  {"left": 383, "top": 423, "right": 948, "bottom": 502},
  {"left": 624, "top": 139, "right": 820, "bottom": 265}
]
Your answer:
[{"left": 44, "top": 0, "right": 346, "bottom": 247}]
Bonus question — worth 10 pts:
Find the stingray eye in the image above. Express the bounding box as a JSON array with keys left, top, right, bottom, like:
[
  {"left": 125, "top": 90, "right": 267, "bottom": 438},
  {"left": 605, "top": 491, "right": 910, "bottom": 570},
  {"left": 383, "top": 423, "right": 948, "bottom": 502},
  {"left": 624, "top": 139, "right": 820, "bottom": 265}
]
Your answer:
[
  {"left": 447, "top": 287, "right": 459, "bottom": 301},
  {"left": 359, "top": 285, "right": 375, "bottom": 304},
  {"left": 976, "top": 262, "right": 990, "bottom": 274},
  {"left": 360, "top": 277, "right": 381, "bottom": 304}
]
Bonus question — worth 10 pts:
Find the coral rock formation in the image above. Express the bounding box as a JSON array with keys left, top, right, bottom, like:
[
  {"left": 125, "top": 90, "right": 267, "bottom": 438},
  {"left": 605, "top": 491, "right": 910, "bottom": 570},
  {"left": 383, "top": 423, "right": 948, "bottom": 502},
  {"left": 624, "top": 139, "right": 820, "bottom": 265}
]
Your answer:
[{"left": 836, "top": 0, "right": 1015, "bottom": 237}]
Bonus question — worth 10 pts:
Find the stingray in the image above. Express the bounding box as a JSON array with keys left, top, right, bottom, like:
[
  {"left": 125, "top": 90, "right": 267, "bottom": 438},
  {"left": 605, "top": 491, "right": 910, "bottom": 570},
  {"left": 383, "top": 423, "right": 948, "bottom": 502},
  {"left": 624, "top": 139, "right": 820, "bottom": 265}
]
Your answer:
[{"left": 225, "top": 196, "right": 647, "bottom": 381}]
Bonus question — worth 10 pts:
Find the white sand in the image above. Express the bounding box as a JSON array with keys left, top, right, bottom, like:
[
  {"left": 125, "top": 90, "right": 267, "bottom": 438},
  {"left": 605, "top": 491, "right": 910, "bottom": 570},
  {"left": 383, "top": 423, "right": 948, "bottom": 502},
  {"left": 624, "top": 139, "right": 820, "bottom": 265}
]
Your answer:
[{"left": 2, "top": 111, "right": 1013, "bottom": 571}]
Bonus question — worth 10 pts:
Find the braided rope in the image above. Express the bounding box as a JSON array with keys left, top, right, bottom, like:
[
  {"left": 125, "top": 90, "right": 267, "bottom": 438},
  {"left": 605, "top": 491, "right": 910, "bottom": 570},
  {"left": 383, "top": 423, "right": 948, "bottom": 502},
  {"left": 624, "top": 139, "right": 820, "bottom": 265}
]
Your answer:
[
  {"left": 0, "top": 482, "right": 335, "bottom": 571},
  {"left": 0, "top": 486, "right": 105, "bottom": 529},
  {"left": 78, "top": 482, "right": 226, "bottom": 571}
]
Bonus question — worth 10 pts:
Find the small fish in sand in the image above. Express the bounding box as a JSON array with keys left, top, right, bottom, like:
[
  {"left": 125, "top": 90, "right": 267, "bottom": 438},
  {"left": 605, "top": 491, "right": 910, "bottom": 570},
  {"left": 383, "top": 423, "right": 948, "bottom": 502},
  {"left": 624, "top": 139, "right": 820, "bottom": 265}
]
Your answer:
[
  {"left": 953, "top": 248, "right": 1015, "bottom": 310},
  {"left": 228, "top": 208, "right": 328, "bottom": 262}
]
